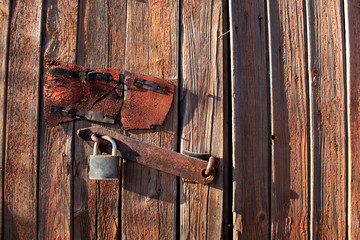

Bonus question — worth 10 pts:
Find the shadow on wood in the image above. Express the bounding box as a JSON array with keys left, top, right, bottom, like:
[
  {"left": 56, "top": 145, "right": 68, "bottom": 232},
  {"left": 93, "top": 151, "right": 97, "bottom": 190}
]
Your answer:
[{"left": 4, "top": 203, "right": 20, "bottom": 240}]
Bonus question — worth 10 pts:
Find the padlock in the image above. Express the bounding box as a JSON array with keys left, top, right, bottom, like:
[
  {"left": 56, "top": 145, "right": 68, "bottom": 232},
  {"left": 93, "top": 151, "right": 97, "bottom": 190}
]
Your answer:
[{"left": 89, "top": 135, "right": 119, "bottom": 180}]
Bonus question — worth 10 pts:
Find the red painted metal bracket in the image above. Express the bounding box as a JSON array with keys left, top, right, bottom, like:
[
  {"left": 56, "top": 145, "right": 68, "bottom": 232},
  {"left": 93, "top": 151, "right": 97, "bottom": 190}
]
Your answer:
[{"left": 77, "top": 126, "right": 220, "bottom": 184}]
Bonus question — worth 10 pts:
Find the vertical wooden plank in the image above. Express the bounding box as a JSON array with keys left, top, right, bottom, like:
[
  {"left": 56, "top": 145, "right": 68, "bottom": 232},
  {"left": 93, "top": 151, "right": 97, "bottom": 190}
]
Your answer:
[
  {"left": 268, "top": 0, "right": 309, "bottom": 239},
  {"left": 4, "top": 0, "right": 42, "bottom": 239},
  {"left": 97, "top": 0, "right": 126, "bottom": 239},
  {"left": 180, "top": 0, "right": 226, "bottom": 239},
  {"left": 0, "top": 1, "right": 10, "bottom": 238},
  {"left": 229, "top": 0, "right": 269, "bottom": 238},
  {"left": 38, "top": 0, "right": 78, "bottom": 239},
  {"left": 74, "top": 0, "right": 126, "bottom": 239},
  {"left": 122, "top": 0, "right": 178, "bottom": 239},
  {"left": 74, "top": 1, "right": 105, "bottom": 238},
  {"left": 306, "top": 0, "right": 346, "bottom": 238},
  {"left": 345, "top": 0, "right": 360, "bottom": 238},
  {"left": 73, "top": 121, "right": 97, "bottom": 240}
]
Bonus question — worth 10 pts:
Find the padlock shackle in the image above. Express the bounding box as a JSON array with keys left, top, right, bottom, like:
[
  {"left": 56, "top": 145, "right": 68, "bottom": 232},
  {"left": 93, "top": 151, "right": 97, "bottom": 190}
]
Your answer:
[
  {"left": 93, "top": 142, "right": 100, "bottom": 155},
  {"left": 102, "top": 135, "right": 117, "bottom": 155},
  {"left": 93, "top": 135, "right": 117, "bottom": 156}
]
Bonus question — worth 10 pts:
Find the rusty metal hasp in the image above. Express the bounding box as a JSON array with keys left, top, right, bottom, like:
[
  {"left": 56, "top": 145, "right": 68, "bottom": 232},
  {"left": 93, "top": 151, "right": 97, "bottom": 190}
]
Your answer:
[
  {"left": 77, "top": 126, "right": 220, "bottom": 184},
  {"left": 44, "top": 59, "right": 174, "bottom": 130}
]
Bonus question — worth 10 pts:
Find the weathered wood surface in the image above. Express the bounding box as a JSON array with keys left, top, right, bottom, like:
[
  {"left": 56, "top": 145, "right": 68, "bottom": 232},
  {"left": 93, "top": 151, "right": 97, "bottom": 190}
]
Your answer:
[
  {"left": 4, "top": 0, "right": 42, "bottom": 239},
  {"left": 180, "top": 0, "right": 226, "bottom": 239},
  {"left": 229, "top": 0, "right": 269, "bottom": 238},
  {"left": 268, "top": 0, "right": 309, "bottom": 239},
  {"left": 307, "top": 0, "right": 346, "bottom": 239},
  {"left": 346, "top": 0, "right": 360, "bottom": 238},
  {"left": 0, "top": 1, "right": 10, "bottom": 238},
  {"left": 97, "top": 1, "right": 126, "bottom": 239},
  {"left": 121, "top": 0, "right": 178, "bottom": 238},
  {"left": 1, "top": 0, "right": 359, "bottom": 239},
  {"left": 74, "top": 0, "right": 126, "bottom": 238},
  {"left": 38, "top": 0, "right": 78, "bottom": 239}
]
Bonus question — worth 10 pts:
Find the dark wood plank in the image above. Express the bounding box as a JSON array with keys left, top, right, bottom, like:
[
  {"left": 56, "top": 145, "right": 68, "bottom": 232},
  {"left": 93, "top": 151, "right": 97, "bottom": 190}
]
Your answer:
[
  {"left": 345, "top": 0, "right": 360, "bottom": 238},
  {"left": 38, "top": 0, "right": 78, "bottom": 239},
  {"left": 0, "top": 1, "right": 10, "bottom": 238},
  {"left": 122, "top": 0, "right": 178, "bottom": 238},
  {"left": 74, "top": 128, "right": 97, "bottom": 240},
  {"left": 74, "top": 0, "right": 126, "bottom": 239},
  {"left": 268, "top": 0, "right": 309, "bottom": 238},
  {"left": 4, "top": 0, "right": 42, "bottom": 239},
  {"left": 307, "top": 0, "right": 346, "bottom": 238},
  {"left": 179, "top": 0, "right": 226, "bottom": 239},
  {"left": 229, "top": 0, "right": 269, "bottom": 238}
]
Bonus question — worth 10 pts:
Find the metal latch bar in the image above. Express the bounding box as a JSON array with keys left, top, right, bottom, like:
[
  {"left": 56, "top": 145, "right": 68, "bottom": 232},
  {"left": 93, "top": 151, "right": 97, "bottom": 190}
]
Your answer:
[
  {"left": 77, "top": 126, "right": 220, "bottom": 184},
  {"left": 51, "top": 105, "right": 116, "bottom": 124},
  {"left": 133, "top": 77, "right": 166, "bottom": 93}
]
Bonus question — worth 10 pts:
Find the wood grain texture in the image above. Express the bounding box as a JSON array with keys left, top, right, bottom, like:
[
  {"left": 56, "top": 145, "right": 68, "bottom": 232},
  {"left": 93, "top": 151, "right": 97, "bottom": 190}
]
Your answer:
[
  {"left": 4, "top": 0, "right": 42, "bottom": 239},
  {"left": 38, "top": 0, "right": 78, "bottom": 239},
  {"left": 345, "top": 0, "right": 360, "bottom": 238},
  {"left": 229, "top": 0, "right": 269, "bottom": 238},
  {"left": 180, "top": 0, "right": 225, "bottom": 239},
  {"left": 74, "top": 1, "right": 108, "bottom": 239},
  {"left": 0, "top": 0, "right": 10, "bottom": 238},
  {"left": 73, "top": 1, "right": 99, "bottom": 238},
  {"left": 74, "top": 0, "right": 126, "bottom": 238},
  {"left": 96, "top": 1, "right": 126, "bottom": 239},
  {"left": 268, "top": 0, "right": 309, "bottom": 239},
  {"left": 122, "top": 0, "right": 178, "bottom": 239},
  {"left": 306, "top": 0, "right": 346, "bottom": 238}
]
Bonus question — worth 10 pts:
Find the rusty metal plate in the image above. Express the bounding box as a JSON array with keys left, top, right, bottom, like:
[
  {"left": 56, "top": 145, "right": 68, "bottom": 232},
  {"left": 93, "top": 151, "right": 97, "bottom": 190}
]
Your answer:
[
  {"left": 44, "top": 59, "right": 123, "bottom": 126},
  {"left": 121, "top": 73, "right": 175, "bottom": 130},
  {"left": 77, "top": 126, "right": 219, "bottom": 184},
  {"left": 44, "top": 60, "right": 174, "bottom": 129}
]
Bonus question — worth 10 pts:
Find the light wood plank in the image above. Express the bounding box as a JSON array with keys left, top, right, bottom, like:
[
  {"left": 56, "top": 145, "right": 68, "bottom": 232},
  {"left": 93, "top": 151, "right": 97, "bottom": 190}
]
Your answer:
[
  {"left": 268, "top": 0, "right": 309, "bottom": 238},
  {"left": 229, "top": 0, "right": 269, "bottom": 238},
  {"left": 306, "top": 0, "right": 346, "bottom": 238},
  {"left": 39, "top": 125, "right": 73, "bottom": 239},
  {"left": 0, "top": 0, "right": 10, "bottom": 238},
  {"left": 345, "top": 0, "right": 360, "bottom": 238},
  {"left": 180, "top": 0, "right": 226, "bottom": 239},
  {"left": 4, "top": 0, "right": 42, "bottom": 239},
  {"left": 122, "top": 0, "right": 178, "bottom": 239},
  {"left": 38, "top": 1, "right": 78, "bottom": 239}
]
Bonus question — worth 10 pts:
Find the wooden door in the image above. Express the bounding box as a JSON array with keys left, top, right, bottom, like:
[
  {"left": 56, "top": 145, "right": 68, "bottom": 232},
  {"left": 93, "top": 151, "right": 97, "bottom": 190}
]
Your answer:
[{"left": 0, "top": 0, "right": 359, "bottom": 239}]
